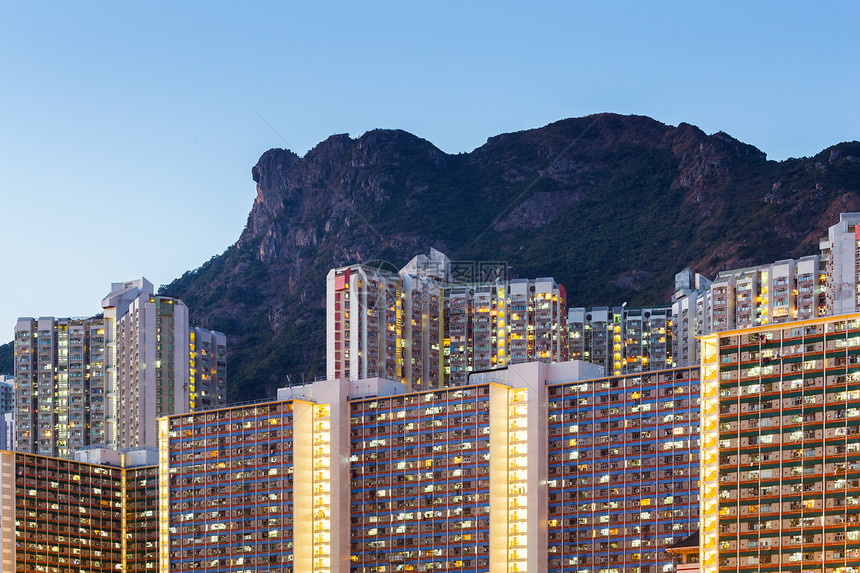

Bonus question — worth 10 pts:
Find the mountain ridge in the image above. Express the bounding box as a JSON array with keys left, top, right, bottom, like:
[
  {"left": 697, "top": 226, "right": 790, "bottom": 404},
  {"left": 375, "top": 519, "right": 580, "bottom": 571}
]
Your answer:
[
  {"left": 163, "top": 113, "right": 860, "bottom": 399},
  {"left": 5, "top": 113, "right": 860, "bottom": 399}
]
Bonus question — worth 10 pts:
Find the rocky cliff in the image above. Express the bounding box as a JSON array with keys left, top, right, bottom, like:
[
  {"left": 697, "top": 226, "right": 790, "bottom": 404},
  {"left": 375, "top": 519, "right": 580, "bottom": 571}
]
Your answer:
[{"left": 163, "top": 113, "right": 860, "bottom": 400}]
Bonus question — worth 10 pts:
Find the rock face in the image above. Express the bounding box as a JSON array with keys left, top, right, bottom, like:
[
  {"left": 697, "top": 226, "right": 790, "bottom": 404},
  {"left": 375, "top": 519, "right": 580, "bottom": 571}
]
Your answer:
[{"left": 162, "top": 113, "right": 860, "bottom": 400}]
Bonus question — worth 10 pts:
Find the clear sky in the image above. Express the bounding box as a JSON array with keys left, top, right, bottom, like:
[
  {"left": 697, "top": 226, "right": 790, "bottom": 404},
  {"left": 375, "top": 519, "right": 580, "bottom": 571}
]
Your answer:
[{"left": 1, "top": 2, "right": 859, "bottom": 340}]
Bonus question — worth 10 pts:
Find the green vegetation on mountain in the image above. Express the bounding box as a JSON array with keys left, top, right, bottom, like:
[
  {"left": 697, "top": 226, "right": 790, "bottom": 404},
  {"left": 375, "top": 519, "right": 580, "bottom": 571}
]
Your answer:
[{"left": 0, "top": 342, "right": 11, "bottom": 376}]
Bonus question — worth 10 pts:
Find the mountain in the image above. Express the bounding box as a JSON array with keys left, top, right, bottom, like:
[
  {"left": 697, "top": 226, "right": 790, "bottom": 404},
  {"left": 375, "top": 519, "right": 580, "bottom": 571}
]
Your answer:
[{"left": 157, "top": 114, "right": 860, "bottom": 400}]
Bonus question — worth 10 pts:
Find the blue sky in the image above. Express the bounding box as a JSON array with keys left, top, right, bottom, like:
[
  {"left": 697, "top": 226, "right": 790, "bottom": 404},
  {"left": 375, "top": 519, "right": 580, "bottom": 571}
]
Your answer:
[{"left": 1, "top": 2, "right": 859, "bottom": 339}]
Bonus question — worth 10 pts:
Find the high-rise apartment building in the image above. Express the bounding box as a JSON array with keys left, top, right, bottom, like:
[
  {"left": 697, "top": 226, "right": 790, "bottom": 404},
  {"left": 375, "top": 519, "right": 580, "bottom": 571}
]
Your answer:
[
  {"left": 444, "top": 277, "right": 567, "bottom": 384},
  {"left": 708, "top": 258, "right": 824, "bottom": 332},
  {"left": 672, "top": 269, "right": 713, "bottom": 368},
  {"left": 0, "top": 357, "right": 699, "bottom": 573},
  {"left": 821, "top": 212, "right": 860, "bottom": 316},
  {"left": 546, "top": 365, "right": 700, "bottom": 573},
  {"left": 669, "top": 213, "right": 860, "bottom": 368},
  {"left": 0, "top": 450, "right": 157, "bottom": 573},
  {"left": 0, "top": 375, "right": 14, "bottom": 414},
  {"left": 13, "top": 316, "right": 108, "bottom": 458},
  {"left": 699, "top": 313, "right": 860, "bottom": 573},
  {"left": 328, "top": 264, "right": 409, "bottom": 385},
  {"left": 326, "top": 251, "right": 567, "bottom": 390},
  {"left": 14, "top": 278, "right": 226, "bottom": 458},
  {"left": 671, "top": 255, "right": 824, "bottom": 367},
  {"left": 115, "top": 292, "right": 190, "bottom": 449},
  {"left": 566, "top": 306, "right": 672, "bottom": 376},
  {"left": 189, "top": 327, "right": 227, "bottom": 411},
  {"left": 157, "top": 359, "right": 702, "bottom": 573}
]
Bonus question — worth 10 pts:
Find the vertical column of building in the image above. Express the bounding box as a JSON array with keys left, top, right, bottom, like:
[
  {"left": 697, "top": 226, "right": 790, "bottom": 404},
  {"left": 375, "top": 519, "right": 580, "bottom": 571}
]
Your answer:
[
  {"left": 159, "top": 296, "right": 191, "bottom": 418},
  {"left": 590, "top": 308, "right": 611, "bottom": 373},
  {"left": 506, "top": 362, "right": 548, "bottom": 573},
  {"left": 470, "top": 286, "right": 494, "bottom": 373},
  {"left": 188, "top": 327, "right": 228, "bottom": 410},
  {"left": 487, "top": 382, "right": 510, "bottom": 572},
  {"left": 566, "top": 308, "right": 586, "bottom": 363},
  {"left": 67, "top": 319, "right": 98, "bottom": 452},
  {"left": 710, "top": 273, "right": 736, "bottom": 332},
  {"left": 610, "top": 309, "right": 623, "bottom": 375},
  {"left": 318, "top": 379, "right": 356, "bottom": 573},
  {"left": 0, "top": 452, "right": 14, "bottom": 570},
  {"left": 103, "top": 311, "right": 117, "bottom": 448},
  {"left": 311, "top": 403, "right": 333, "bottom": 572},
  {"left": 509, "top": 282, "right": 530, "bottom": 364},
  {"left": 699, "top": 333, "right": 721, "bottom": 573},
  {"left": 445, "top": 287, "right": 472, "bottom": 385},
  {"left": 14, "top": 319, "right": 36, "bottom": 453},
  {"left": 293, "top": 400, "right": 315, "bottom": 571},
  {"left": 212, "top": 332, "right": 227, "bottom": 405},
  {"left": 87, "top": 319, "right": 107, "bottom": 446},
  {"left": 797, "top": 255, "right": 823, "bottom": 320},
  {"left": 55, "top": 320, "right": 70, "bottom": 457},
  {"left": 116, "top": 301, "right": 136, "bottom": 449},
  {"left": 531, "top": 279, "right": 563, "bottom": 364},
  {"left": 496, "top": 285, "right": 508, "bottom": 367},
  {"left": 650, "top": 308, "right": 672, "bottom": 370},
  {"left": 395, "top": 280, "right": 404, "bottom": 383},
  {"left": 366, "top": 270, "right": 382, "bottom": 379},
  {"left": 401, "top": 274, "right": 418, "bottom": 388},
  {"left": 123, "top": 464, "right": 158, "bottom": 573},
  {"left": 823, "top": 213, "right": 860, "bottom": 315},
  {"left": 757, "top": 268, "right": 770, "bottom": 325},
  {"left": 556, "top": 283, "right": 567, "bottom": 362},
  {"left": 427, "top": 283, "right": 443, "bottom": 388},
  {"left": 188, "top": 329, "right": 197, "bottom": 410},
  {"left": 36, "top": 318, "right": 56, "bottom": 456},
  {"left": 359, "top": 269, "right": 404, "bottom": 382},
  {"left": 120, "top": 456, "right": 128, "bottom": 573},
  {"left": 734, "top": 270, "right": 760, "bottom": 329},
  {"left": 327, "top": 267, "right": 352, "bottom": 380},
  {"left": 157, "top": 417, "right": 170, "bottom": 573},
  {"left": 507, "top": 384, "right": 529, "bottom": 572},
  {"left": 622, "top": 309, "right": 643, "bottom": 373},
  {"left": 769, "top": 259, "right": 796, "bottom": 323}
]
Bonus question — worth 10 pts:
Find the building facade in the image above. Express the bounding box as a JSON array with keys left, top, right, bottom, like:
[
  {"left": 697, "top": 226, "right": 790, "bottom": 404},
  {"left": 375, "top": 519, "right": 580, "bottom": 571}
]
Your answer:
[
  {"left": 444, "top": 277, "right": 567, "bottom": 385},
  {"left": 326, "top": 252, "right": 567, "bottom": 390},
  {"left": 189, "top": 327, "right": 228, "bottom": 411},
  {"left": 822, "top": 212, "right": 860, "bottom": 316},
  {"left": 669, "top": 213, "right": 860, "bottom": 369},
  {"left": 13, "top": 278, "right": 227, "bottom": 458},
  {"left": 116, "top": 293, "right": 191, "bottom": 449},
  {"left": 0, "top": 359, "right": 701, "bottom": 573},
  {"left": 0, "top": 375, "right": 14, "bottom": 414},
  {"left": 700, "top": 313, "right": 860, "bottom": 573},
  {"left": 157, "top": 360, "right": 702, "bottom": 573},
  {"left": 0, "top": 450, "right": 157, "bottom": 573},
  {"left": 546, "top": 366, "right": 701, "bottom": 573},
  {"left": 13, "top": 316, "right": 108, "bottom": 457},
  {"left": 566, "top": 306, "right": 672, "bottom": 376},
  {"left": 671, "top": 255, "right": 824, "bottom": 368},
  {"left": 672, "top": 269, "right": 712, "bottom": 369}
]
